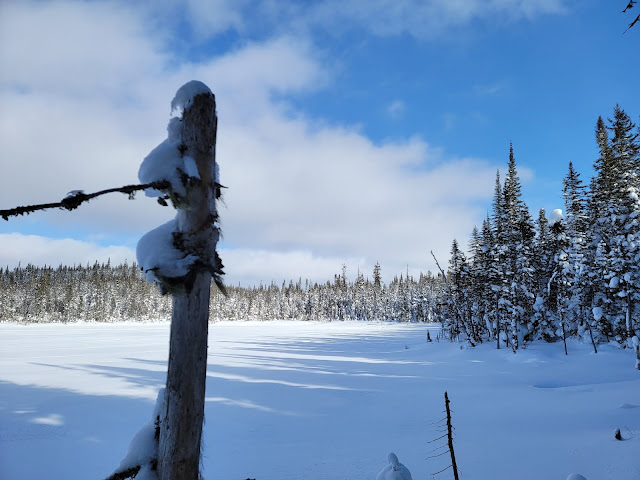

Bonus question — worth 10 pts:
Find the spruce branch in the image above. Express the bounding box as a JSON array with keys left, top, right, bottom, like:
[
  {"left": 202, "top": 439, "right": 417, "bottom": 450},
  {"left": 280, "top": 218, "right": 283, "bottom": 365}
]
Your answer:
[{"left": 0, "top": 181, "right": 171, "bottom": 221}]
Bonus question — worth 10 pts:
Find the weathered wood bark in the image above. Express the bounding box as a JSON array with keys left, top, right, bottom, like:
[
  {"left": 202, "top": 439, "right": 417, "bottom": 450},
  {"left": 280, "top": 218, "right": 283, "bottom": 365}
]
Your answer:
[{"left": 157, "top": 91, "right": 219, "bottom": 480}]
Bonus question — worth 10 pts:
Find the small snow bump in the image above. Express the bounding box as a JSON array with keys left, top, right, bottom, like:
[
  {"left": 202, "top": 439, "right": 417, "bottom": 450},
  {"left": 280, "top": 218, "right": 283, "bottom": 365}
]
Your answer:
[
  {"left": 592, "top": 306, "right": 603, "bottom": 321},
  {"left": 136, "top": 219, "right": 198, "bottom": 286},
  {"left": 138, "top": 139, "right": 185, "bottom": 198},
  {"left": 171, "top": 80, "right": 212, "bottom": 113},
  {"left": 183, "top": 156, "right": 200, "bottom": 179},
  {"left": 64, "top": 190, "right": 84, "bottom": 199},
  {"left": 376, "top": 452, "right": 413, "bottom": 480},
  {"left": 167, "top": 117, "right": 183, "bottom": 143}
]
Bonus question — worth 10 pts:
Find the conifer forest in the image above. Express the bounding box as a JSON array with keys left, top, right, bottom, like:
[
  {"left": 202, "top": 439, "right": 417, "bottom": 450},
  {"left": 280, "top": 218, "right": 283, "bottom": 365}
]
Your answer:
[{"left": 2, "top": 106, "right": 639, "bottom": 358}]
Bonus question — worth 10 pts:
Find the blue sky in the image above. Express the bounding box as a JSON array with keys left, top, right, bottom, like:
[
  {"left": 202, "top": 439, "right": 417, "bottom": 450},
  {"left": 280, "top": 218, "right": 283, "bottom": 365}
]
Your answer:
[{"left": 0, "top": 0, "right": 638, "bottom": 286}]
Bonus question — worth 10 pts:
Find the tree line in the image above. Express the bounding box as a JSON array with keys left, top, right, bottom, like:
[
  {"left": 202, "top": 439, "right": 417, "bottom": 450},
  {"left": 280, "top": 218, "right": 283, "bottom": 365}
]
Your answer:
[
  {"left": 0, "top": 260, "right": 446, "bottom": 324},
  {"left": 1, "top": 105, "right": 638, "bottom": 364},
  {"left": 443, "top": 105, "right": 639, "bottom": 359}
]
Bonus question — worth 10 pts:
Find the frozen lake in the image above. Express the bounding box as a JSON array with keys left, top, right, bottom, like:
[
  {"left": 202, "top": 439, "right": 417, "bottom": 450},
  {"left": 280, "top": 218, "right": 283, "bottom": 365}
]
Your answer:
[{"left": 0, "top": 321, "right": 638, "bottom": 479}]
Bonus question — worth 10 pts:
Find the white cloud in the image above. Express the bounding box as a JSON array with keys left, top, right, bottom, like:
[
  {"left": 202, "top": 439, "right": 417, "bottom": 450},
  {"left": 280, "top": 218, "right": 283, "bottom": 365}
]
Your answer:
[
  {"left": 0, "top": 234, "right": 135, "bottom": 269},
  {"left": 182, "top": 0, "right": 250, "bottom": 37},
  {"left": 216, "top": 114, "right": 496, "bottom": 277},
  {"left": 0, "top": 1, "right": 166, "bottom": 98},
  {"left": 443, "top": 113, "right": 457, "bottom": 131},
  {"left": 166, "top": 0, "right": 569, "bottom": 39},
  {"left": 323, "top": 0, "right": 568, "bottom": 37},
  {"left": 0, "top": 0, "right": 500, "bottom": 286},
  {"left": 387, "top": 100, "right": 406, "bottom": 119},
  {"left": 221, "top": 248, "right": 366, "bottom": 286},
  {"left": 473, "top": 82, "right": 506, "bottom": 96}
]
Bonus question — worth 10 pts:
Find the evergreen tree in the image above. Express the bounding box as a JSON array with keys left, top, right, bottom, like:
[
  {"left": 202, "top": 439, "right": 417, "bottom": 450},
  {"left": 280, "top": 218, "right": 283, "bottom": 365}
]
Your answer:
[
  {"left": 499, "top": 144, "right": 535, "bottom": 350},
  {"left": 548, "top": 214, "right": 571, "bottom": 354},
  {"left": 587, "top": 107, "right": 640, "bottom": 344},
  {"left": 607, "top": 106, "right": 640, "bottom": 346},
  {"left": 562, "top": 162, "right": 596, "bottom": 349},
  {"left": 489, "top": 170, "right": 509, "bottom": 348},
  {"left": 447, "top": 239, "right": 470, "bottom": 339}
]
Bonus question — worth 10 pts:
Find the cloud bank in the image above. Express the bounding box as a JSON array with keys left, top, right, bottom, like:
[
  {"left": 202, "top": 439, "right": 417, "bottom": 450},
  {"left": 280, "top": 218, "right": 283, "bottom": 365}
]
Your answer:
[{"left": 0, "top": 0, "right": 543, "bottom": 285}]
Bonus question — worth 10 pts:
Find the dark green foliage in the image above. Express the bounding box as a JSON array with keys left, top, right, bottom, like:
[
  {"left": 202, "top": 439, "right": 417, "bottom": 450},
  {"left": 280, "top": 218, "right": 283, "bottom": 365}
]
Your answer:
[
  {"left": 442, "top": 105, "right": 640, "bottom": 352},
  {"left": 0, "top": 261, "right": 172, "bottom": 323},
  {"left": 0, "top": 261, "right": 446, "bottom": 324}
]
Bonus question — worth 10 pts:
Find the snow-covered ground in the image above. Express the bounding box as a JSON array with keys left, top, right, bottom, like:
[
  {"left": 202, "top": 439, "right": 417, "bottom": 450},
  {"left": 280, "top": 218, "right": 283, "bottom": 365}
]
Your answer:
[{"left": 0, "top": 321, "right": 638, "bottom": 480}]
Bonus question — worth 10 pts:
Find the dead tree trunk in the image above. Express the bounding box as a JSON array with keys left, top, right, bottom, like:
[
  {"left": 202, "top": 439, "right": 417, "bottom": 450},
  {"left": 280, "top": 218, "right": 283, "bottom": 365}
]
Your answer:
[
  {"left": 444, "top": 391, "right": 460, "bottom": 480},
  {"left": 561, "top": 314, "right": 568, "bottom": 356},
  {"left": 157, "top": 90, "right": 219, "bottom": 480}
]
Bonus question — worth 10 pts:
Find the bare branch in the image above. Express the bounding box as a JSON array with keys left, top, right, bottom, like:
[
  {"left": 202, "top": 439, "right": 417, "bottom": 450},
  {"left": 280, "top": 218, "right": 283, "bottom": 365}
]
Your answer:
[
  {"left": 427, "top": 433, "right": 449, "bottom": 443},
  {"left": 426, "top": 444, "right": 449, "bottom": 455},
  {"left": 426, "top": 449, "right": 451, "bottom": 461},
  {"left": 0, "top": 181, "right": 171, "bottom": 221},
  {"left": 623, "top": 0, "right": 639, "bottom": 33},
  {"left": 431, "top": 464, "right": 452, "bottom": 476},
  {"left": 623, "top": 13, "right": 640, "bottom": 33}
]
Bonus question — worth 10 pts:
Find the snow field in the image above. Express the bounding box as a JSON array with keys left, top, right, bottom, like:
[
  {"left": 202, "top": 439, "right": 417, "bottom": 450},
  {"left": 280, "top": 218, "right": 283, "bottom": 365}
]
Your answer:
[{"left": 0, "top": 321, "right": 638, "bottom": 479}]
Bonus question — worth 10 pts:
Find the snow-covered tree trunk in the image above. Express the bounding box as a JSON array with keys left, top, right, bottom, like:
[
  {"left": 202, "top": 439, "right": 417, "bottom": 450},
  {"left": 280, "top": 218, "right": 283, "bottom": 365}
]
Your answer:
[
  {"left": 159, "top": 275, "right": 211, "bottom": 479},
  {"left": 157, "top": 86, "right": 219, "bottom": 480},
  {"left": 120, "top": 81, "right": 224, "bottom": 480}
]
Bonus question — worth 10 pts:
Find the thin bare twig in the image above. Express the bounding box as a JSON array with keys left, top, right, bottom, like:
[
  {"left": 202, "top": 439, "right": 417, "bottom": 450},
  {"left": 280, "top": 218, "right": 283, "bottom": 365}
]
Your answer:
[
  {"left": 426, "top": 444, "right": 449, "bottom": 455},
  {"left": 431, "top": 464, "right": 452, "bottom": 476},
  {"left": 429, "top": 417, "right": 448, "bottom": 425},
  {"left": 426, "top": 450, "right": 451, "bottom": 461},
  {"left": 427, "top": 433, "right": 449, "bottom": 443}
]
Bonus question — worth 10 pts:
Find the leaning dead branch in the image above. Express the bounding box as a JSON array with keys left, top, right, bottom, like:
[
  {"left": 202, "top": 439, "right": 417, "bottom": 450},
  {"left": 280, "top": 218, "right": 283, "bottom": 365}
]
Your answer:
[{"left": 0, "top": 181, "right": 171, "bottom": 221}]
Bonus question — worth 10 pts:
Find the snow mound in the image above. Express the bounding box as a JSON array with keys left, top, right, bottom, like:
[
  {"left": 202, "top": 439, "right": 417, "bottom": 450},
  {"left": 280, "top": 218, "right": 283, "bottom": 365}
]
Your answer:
[
  {"left": 136, "top": 80, "right": 216, "bottom": 293},
  {"left": 115, "top": 422, "right": 156, "bottom": 473},
  {"left": 64, "top": 190, "right": 85, "bottom": 199},
  {"left": 592, "top": 306, "right": 603, "bottom": 321},
  {"left": 171, "top": 80, "right": 212, "bottom": 113},
  {"left": 136, "top": 220, "right": 198, "bottom": 285},
  {"left": 138, "top": 139, "right": 187, "bottom": 198},
  {"left": 376, "top": 452, "right": 413, "bottom": 480},
  {"left": 110, "top": 388, "right": 164, "bottom": 480},
  {"left": 139, "top": 82, "right": 211, "bottom": 199}
]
